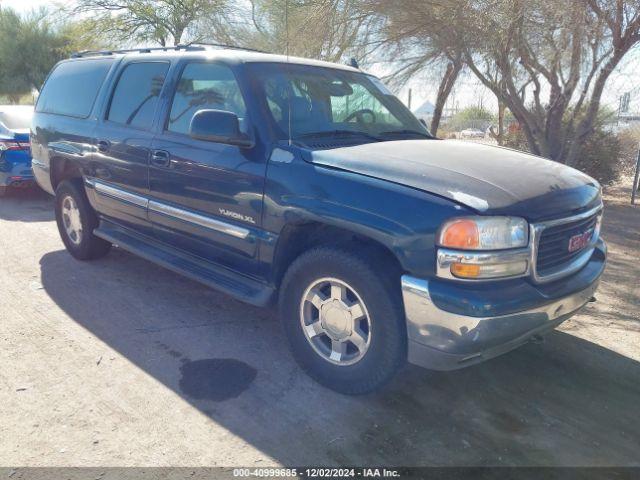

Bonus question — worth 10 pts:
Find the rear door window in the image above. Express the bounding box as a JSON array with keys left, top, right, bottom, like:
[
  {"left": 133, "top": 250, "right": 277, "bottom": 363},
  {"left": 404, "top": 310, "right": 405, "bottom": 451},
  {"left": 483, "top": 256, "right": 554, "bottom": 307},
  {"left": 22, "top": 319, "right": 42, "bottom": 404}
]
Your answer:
[
  {"left": 36, "top": 59, "right": 114, "bottom": 118},
  {"left": 107, "top": 62, "right": 170, "bottom": 130}
]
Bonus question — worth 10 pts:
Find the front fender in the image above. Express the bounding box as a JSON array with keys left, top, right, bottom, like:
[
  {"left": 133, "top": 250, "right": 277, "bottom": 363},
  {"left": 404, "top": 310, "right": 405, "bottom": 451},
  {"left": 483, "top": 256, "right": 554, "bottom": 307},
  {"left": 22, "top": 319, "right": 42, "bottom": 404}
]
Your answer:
[{"left": 263, "top": 155, "right": 469, "bottom": 278}]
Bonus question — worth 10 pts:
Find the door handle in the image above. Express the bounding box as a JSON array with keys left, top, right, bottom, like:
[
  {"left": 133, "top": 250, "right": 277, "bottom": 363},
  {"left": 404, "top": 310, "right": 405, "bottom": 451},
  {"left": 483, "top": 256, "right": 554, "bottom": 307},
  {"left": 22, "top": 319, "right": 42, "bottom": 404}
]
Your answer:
[
  {"left": 151, "top": 150, "right": 171, "bottom": 167},
  {"left": 97, "top": 140, "right": 111, "bottom": 153}
]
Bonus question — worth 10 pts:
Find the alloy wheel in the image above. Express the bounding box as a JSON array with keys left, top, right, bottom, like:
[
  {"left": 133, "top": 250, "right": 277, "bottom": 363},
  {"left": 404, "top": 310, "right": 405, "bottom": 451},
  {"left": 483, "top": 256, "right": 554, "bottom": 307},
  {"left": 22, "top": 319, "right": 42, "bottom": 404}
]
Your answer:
[
  {"left": 299, "top": 277, "right": 372, "bottom": 366},
  {"left": 61, "top": 195, "right": 83, "bottom": 245}
]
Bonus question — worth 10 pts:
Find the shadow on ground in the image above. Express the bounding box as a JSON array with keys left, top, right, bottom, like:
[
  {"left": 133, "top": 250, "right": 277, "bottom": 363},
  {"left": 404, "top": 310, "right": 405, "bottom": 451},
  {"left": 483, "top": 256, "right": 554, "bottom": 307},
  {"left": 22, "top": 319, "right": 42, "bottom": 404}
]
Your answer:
[
  {"left": 37, "top": 243, "right": 640, "bottom": 466},
  {"left": 0, "top": 186, "right": 53, "bottom": 222},
  {"left": 0, "top": 178, "right": 628, "bottom": 466}
]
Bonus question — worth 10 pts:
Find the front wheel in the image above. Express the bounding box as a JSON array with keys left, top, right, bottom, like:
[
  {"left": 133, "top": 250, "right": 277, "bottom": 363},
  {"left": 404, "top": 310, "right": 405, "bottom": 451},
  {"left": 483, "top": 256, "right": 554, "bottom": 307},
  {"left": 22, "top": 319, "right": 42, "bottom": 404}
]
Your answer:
[
  {"left": 55, "top": 179, "right": 111, "bottom": 260},
  {"left": 279, "top": 247, "right": 406, "bottom": 394}
]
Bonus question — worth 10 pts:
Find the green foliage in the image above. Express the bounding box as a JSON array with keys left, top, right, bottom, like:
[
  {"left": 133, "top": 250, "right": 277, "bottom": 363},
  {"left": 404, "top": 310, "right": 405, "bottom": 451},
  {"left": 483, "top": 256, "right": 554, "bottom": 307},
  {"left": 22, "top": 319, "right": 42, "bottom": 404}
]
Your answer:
[
  {"left": 0, "top": 8, "right": 67, "bottom": 101},
  {"left": 73, "top": 0, "right": 234, "bottom": 47},
  {"left": 0, "top": 8, "right": 113, "bottom": 102},
  {"left": 248, "top": 0, "right": 374, "bottom": 62},
  {"left": 503, "top": 120, "right": 635, "bottom": 185},
  {"left": 573, "top": 128, "right": 624, "bottom": 185},
  {"left": 446, "top": 106, "right": 493, "bottom": 131}
]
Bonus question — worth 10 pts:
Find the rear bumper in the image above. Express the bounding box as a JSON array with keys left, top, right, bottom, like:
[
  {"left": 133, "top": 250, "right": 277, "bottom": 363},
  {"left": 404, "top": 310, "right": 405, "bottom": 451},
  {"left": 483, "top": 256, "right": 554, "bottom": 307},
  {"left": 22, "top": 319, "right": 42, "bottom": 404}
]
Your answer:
[
  {"left": 402, "top": 239, "right": 606, "bottom": 370},
  {"left": 0, "top": 167, "right": 34, "bottom": 187},
  {"left": 0, "top": 150, "right": 33, "bottom": 187},
  {"left": 0, "top": 150, "right": 33, "bottom": 186}
]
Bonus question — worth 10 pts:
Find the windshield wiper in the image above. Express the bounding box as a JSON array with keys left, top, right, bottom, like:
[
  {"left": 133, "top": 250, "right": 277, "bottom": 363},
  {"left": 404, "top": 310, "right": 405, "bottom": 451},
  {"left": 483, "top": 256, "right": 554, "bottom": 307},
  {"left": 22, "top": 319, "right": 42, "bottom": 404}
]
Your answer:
[
  {"left": 377, "top": 129, "right": 432, "bottom": 138},
  {"left": 296, "top": 130, "right": 383, "bottom": 142}
]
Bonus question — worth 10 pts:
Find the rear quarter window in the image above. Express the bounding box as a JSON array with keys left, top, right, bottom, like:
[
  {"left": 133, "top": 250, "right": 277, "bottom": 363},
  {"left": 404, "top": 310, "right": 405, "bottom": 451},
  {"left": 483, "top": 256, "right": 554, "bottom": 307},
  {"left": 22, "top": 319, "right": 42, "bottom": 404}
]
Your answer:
[{"left": 36, "top": 58, "right": 114, "bottom": 118}]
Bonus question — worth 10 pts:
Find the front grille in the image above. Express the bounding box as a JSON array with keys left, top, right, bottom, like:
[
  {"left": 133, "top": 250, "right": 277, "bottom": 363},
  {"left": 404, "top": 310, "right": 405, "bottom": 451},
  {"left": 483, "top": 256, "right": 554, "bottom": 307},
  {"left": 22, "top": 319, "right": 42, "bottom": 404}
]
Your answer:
[{"left": 536, "top": 213, "right": 599, "bottom": 276}]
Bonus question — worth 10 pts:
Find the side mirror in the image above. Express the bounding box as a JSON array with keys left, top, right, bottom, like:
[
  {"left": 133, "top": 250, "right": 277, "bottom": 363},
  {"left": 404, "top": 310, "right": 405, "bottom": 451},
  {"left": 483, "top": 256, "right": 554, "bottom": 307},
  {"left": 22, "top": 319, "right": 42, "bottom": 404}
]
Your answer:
[{"left": 189, "top": 109, "right": 253, "bottom": 148}]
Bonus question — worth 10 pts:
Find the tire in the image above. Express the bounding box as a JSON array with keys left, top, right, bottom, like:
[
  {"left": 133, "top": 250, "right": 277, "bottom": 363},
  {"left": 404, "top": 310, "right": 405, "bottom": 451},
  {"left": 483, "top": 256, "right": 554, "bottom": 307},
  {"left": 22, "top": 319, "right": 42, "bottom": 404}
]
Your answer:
[
  {"left": 279, "top": 246, "right": 407, "bottom": 394},
  {"left": 55, "top": 179, "right": 111, "bottom": 260}
]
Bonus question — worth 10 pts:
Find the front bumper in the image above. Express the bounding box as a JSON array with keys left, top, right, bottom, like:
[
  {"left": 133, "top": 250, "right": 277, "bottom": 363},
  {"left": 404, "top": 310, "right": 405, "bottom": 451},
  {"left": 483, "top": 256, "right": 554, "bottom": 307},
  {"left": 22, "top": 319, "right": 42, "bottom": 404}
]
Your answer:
[{"left": 402, "top": 239, "right": 606, "bottom": 370}]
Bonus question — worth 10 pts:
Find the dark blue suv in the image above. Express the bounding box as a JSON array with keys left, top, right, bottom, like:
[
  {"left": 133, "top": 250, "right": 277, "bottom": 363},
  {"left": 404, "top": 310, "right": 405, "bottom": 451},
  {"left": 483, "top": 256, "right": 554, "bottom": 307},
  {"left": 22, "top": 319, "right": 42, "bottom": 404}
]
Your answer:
[{"left": 31, "top": 45, "right": 606, "bottom": 394}]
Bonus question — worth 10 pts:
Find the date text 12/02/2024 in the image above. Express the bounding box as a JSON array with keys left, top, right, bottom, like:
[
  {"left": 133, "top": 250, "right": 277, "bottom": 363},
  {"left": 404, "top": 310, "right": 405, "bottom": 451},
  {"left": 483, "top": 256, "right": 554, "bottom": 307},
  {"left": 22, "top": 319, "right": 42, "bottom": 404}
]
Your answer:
[{"left": 232, "top": 468, "right": 401, "bottom": 478}]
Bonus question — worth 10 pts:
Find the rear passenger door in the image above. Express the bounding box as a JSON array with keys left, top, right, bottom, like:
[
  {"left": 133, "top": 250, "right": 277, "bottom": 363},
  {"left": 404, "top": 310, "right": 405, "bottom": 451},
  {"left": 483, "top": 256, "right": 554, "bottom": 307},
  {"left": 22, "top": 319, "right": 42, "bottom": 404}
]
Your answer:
[
  {"left": 91, "top": 61, "right": 170, "bottom": 234},
  {"left": 149, "top": 61, "right": 266, "bottom": 276}
]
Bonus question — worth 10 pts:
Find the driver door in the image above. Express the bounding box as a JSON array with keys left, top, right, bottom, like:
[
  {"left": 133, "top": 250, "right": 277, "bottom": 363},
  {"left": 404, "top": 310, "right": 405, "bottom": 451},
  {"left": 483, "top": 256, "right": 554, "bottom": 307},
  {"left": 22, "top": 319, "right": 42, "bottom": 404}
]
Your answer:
[{"left": 148, "top": 61, "right": 265, "bottom": 276}]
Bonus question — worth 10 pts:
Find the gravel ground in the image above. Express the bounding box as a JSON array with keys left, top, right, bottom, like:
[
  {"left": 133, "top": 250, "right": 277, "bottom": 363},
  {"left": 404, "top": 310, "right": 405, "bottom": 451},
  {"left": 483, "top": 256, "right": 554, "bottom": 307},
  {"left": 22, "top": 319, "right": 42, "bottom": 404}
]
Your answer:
[{"left": 0, "top": 179, "right": 638, "bottom": 467}]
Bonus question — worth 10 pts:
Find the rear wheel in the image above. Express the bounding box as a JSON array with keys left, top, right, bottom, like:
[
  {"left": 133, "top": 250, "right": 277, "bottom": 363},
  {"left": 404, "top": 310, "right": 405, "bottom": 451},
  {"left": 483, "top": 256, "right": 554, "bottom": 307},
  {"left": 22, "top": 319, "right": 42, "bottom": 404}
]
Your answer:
[
  {"left": 55, "top": 179, "right": 111, "bottom": 260},
  {"left": 279, "top": 246, "right": 406, "bottom": 394}
]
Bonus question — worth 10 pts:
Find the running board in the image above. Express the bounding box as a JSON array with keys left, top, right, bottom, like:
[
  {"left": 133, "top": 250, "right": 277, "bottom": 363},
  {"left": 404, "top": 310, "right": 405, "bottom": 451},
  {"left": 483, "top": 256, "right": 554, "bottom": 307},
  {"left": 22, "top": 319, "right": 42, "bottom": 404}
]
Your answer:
[{"left": 94, "top": 222, "right": 274, "bottom": 307}]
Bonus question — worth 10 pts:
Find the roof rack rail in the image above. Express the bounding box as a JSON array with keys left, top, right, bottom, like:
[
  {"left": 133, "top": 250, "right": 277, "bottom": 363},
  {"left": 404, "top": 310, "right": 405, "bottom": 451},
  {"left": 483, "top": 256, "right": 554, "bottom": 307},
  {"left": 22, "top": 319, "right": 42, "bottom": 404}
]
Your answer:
[
  {"left": 183, "top": 42, "right": 269, "bottom": 54},
  {"left": 70, "top": 44, "right": 205, "bottom": 58},
  {"left": 71, "top": 42, "right": 268, "bottom": 59}
]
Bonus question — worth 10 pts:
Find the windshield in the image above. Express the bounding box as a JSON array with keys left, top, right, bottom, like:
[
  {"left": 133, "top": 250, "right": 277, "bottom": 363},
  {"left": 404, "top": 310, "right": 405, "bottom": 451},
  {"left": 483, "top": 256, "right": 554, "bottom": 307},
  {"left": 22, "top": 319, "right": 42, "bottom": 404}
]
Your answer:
[
  {"left": 0, "top": 109, "right": 33, "bottom": 130},
  {"left": 248, "top": 63, "right": 430, "bottom": 145}
]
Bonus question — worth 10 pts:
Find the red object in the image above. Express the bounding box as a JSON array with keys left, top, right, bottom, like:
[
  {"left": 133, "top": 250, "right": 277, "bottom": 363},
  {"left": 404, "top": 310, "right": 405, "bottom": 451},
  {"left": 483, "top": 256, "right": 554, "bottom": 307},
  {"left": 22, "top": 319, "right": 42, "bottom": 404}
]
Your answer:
[
  {"left": 0, "top": 140, "right": 29, "bottom": 151},
  {"left": 568, "top": 229, "right": 594, "bottom": 252}
]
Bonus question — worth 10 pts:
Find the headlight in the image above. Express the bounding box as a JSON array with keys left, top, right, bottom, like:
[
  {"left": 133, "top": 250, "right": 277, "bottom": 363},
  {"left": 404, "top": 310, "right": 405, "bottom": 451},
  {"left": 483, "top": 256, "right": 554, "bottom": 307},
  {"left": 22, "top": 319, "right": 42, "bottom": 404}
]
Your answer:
[
  {"left": 437, "top": 216, "right": 528, "bottom": 250},
  {"left": 436, "top": 216, "right": 530, "bottom": 280}
]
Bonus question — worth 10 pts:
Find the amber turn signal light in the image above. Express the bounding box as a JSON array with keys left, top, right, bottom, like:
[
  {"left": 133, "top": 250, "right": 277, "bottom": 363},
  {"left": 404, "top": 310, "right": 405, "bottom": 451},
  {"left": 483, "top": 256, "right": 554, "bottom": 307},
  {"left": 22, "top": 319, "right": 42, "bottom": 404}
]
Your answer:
[
  {"left": 450, "top": 263, "right": 481, "bottom": 278},
  {"left": 439, "top": 219, "right": 480, "bottom": 249}
]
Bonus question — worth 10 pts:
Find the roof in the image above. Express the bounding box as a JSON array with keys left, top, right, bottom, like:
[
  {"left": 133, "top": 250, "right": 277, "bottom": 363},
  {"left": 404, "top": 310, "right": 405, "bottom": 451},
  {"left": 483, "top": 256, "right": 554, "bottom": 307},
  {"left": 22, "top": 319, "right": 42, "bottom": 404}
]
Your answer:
[{"left": 69, "top": 44, "right": 361, "bottom": 73}]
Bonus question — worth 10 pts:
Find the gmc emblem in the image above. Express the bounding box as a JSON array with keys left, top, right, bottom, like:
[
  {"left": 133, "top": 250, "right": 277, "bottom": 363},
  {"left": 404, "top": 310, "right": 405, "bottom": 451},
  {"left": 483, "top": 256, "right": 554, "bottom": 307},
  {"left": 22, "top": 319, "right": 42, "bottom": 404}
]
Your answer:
[{"left": 568, "top": 229, "right": 594, "bottom": 252}]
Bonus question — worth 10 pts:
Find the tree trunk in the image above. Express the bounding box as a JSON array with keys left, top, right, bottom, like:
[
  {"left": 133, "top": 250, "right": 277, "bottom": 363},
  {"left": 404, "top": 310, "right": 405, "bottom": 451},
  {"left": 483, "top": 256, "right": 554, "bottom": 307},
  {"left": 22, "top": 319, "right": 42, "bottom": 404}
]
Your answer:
[
  {"left": 430, "top": 57, "right": 462, "bottom": 136},
  {"left": 564, "top": 51, "right": 624, "bottom": 167},
  {"left": 173, "top": 28, "right": 185, "bottom": 46},
  {"left": 8, "top": 94, "right": 21, "bottom": 105}
]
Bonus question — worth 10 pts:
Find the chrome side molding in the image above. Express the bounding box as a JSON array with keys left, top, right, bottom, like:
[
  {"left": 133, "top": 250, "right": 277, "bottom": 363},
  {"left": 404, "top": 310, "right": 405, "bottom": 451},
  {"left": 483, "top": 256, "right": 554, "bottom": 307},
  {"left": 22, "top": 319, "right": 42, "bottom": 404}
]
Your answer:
[
  {"left": 88, "top": 178, "right": 250, "bottom": 240},
  {"left": 92, "top": 180, "right": 149, "bottom": 209},
  {"left": 148, "top": 201, "right": 249, "bottom": 239}
]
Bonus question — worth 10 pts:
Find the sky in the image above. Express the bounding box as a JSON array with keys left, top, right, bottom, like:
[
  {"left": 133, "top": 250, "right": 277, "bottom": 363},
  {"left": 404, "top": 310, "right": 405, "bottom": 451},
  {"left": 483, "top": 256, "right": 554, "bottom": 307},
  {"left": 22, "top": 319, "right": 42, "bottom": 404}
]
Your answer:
[
  {"left": 4, "top": 0, "right": 639, "bottom": 115},
  {"left": 1, "top": 0, "right": 67, "bottom": 11}
]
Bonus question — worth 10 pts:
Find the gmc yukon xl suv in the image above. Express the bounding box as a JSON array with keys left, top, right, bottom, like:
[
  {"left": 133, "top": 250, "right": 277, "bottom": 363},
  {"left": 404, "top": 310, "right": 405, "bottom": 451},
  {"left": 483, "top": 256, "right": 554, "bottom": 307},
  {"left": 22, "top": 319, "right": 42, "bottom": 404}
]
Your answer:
[{"left": 31, "top": 45, "right": 606, "bottom": 394}]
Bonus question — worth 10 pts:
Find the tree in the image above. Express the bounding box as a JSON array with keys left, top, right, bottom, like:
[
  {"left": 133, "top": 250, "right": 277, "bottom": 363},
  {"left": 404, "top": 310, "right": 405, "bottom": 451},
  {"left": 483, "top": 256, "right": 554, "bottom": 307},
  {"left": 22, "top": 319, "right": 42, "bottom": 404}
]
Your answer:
[
  {"left": 447, "top": 105, "right": 494, "bottom": 131},
  {"left": 72, "top": 0, "right": 235, "bottom": 47},
  {"left": 247, "top": 0, "right": 376, "bottom": 62},
  {"left": 0, "top": 7, "right": 114, "bottom": 102},
  {"left": 364, "top": 0, "right": 465, "bottom": 136},
  {"left": 0, "top": 8, "right": 70, "bottom": 102},
  {"left": 462, "top": 0, "right": 640, "bottom": 165}
]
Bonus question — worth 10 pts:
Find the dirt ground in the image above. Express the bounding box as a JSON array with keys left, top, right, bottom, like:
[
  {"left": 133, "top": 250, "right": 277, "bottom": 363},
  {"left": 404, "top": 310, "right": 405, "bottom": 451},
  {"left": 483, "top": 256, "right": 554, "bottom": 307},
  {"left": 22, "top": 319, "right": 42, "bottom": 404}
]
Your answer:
[{"left": 0, "top": 177, "right": 638, "bottom": 467}]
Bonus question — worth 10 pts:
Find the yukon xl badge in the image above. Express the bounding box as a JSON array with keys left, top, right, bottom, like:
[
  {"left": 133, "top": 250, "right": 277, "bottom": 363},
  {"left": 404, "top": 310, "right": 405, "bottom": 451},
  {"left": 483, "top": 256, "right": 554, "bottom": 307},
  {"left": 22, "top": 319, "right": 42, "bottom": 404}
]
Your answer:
[{"left": 219, "top": 208, "right": 256, "bottom": 224}]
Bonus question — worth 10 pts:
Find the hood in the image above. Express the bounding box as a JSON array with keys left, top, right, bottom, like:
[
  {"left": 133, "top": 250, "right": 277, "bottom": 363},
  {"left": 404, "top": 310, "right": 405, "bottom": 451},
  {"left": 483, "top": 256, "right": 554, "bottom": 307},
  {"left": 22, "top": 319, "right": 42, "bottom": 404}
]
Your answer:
[{"left": 309, "top": 140, "right": 601, "bottom": 222}]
